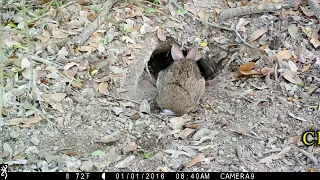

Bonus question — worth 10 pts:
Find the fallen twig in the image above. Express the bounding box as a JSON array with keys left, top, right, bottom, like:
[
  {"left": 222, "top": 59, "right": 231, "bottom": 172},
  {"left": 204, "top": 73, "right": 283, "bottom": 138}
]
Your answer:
[
  {"left": 170, "top": 0, "right": 257, "bottom": 49},
  {"left": 230, "top": 128, "right": 262, "bottom": 140},
  {"left": 298, "top": 149, "right": 318, "bottom": 164},
  {"left": 219, "top": 2, "right": 295, "bottom": 20},
  {"left": 72, "top": 0, "right": 118, "bottom": 46},
  {"left": 28, "top": 1, "right": 77, "bottom": 24}
]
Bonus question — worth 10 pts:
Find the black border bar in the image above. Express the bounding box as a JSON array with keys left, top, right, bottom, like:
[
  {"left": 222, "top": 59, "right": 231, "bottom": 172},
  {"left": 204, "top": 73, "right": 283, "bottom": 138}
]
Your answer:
[{"left": 1, "top": 172, "right": 320, "bottom": 180}]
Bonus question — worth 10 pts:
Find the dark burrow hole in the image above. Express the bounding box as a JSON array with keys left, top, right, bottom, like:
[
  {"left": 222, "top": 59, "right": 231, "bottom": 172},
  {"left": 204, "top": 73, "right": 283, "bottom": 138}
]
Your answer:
[{"left": 148, "top": 47, "right": 209, "bottom": 81}]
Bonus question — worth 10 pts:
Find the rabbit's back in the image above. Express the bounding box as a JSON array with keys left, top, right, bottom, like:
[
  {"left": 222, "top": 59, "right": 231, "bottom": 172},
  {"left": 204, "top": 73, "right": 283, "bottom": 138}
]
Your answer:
[{"left": 155, "top": 60, "right": 205, "bottom": 115}]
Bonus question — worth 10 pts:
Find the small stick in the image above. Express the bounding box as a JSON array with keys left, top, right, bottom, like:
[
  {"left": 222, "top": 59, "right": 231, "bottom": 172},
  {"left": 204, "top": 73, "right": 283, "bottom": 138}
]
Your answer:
[
  {"left": 298, "top": 149, "right": 318, "bottom": 164},
  {"left": 219, "top": 2, "right": 294, "bottom": 20},
  {"left": 230, "top": 128, "right": 262, "bottom": 140},
  {"left": 104, "top": 94, "right": 141, "bottom": 105},
  {"left": 170, "top": 0, "right": 257, "bottom": 49}
]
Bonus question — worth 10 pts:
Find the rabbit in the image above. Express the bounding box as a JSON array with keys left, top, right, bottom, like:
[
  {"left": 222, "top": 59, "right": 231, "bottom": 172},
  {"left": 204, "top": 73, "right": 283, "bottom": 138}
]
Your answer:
[{"left": 154, "top": 45, "right": 206, "bottom": 116}]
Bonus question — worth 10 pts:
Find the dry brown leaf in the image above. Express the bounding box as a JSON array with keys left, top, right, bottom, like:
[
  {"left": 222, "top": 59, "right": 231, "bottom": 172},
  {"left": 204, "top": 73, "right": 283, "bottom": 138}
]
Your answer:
[
  {"left": 64, "top": 62, "right": 79, "bottom": 71},
  {"left": 87, "top": 11, "right": 98, "bottom": 21},
  {"left": 100, "top": 137, "right": 120, "bottom": 143},
  {"left": 288, "top": 24, "right": 298, "bottom": 40},
  {"left": 0, "top": 151, "right": 10, "bottom": 158},
  {"left": 122, "top": 36, "right": 135, "bottom": 44},
  {"left": 78, "top": 46, "right": 94, "bottom": 52},
  {"left": 198, "top": 9, "right": 209, "bottom": 22},
  {"left": 72, "top": 81, "right": 83, "bottom": 88},
  {"left": 212, "top": 36, "right": 229, "bottom": 44},
  {"left": 186, "top": 153, "right": 205, "bottom": 167},
  {"left": 239, "top": 70, "right": 258, "bottom": 75},
  {"left": 311, "top": 167, "right": 319, "bottom": 172},
  {"left": 273, "top": 146, "right": 291, "bottom": 160},
  {"left": 293, "top": 136, "right": 301, "bottom": 144},
  {"left": 63, "top": 151, "right": 79, "bottom": 156},
  {"left": 239, "top": 62, "right": 256, "bottom": 71},
  {"left": 300, "top": 6, "right": 314, "bottom": 17},
  {"left": 261, "top": 67, "right": 274, "bottom": 75},
  {"left": 168, "top": 115, "right": 191, "bottom": 130},
  {"left": 310, "top": 33, "right": 320, "bottom": 48},
  {"left": 184, "top": 4, "right": 198, "bottom": 15},
  {"left": 248, "top": 29, "right": 268, "bottom": 42},
  {"left": 301, "top": 26, "right": 312, "bottom": 37},
  {"left": 276, "top": 50, "right": 292, "bottom": 61},
  {"left": 301, "top": 64, "right": 311, "bottom": 72},
  {"left": 7, "top": 116, "right": 43, "bottom": 125},
  {"left": 157, "top": 28, "right": 166, "bottom": 41},
  {"left": 21, "top": 58, "right": 30, "bottom": 69},
  {"left": 98, "top": 82, "right": 109, "bottom": 94},
  {"left": 214, "top": 8, "right": 221, "bottom": 14},
  {"left": 52, "top": 28, "right": 68, "bottom": 38},
  {"left": 282, "top": 69, "right": 303, "bottom": 84},
  {"left": 184, "top": 123, "right": 199, "bottom": 129},
  {"left": 178, "top": 128, "right": 195, "bottom": 139},
  {"left": 13, "top": 155, "right": 26, "bottom": 160},
  {"left": 92, "top": 58, "right": 109, "bottom": 69},
  {"left": 227, "top": 1, "right": 237, "bottom": 8},
  {"left": 285, "top": 10, "right": 299, "bottom": 15},
  {"left": 41, "top": 93, "right": 67, "bottom": 102},
  {"left": 90, "top": 32, "right": 102, "bottom": 44},
  {"left": 132, "top": 43, "right": 142, "bottom": 49},
  {"left": 288, "top": 60, "right": 298, "bottom": 72},
  {"left": 259, "top": 44, "right": 269, "bottom": 51},
  {"left": 259, "top": 146, "right": 291, "bottom": 164},
  {"left": 287, "top": 97, "right": 299, "bottom": 102}
]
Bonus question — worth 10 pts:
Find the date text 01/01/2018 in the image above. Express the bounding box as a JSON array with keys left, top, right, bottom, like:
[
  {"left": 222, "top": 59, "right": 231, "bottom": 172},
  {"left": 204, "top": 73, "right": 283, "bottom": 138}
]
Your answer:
[{"left": 115, "top": 173, "right": 210, "bottom": 180}]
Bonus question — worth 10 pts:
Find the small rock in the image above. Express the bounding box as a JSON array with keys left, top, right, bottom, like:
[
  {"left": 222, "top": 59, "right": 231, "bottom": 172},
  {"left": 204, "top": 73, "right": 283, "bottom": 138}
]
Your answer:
[
  {"left": 193, "top": 128, "right": 212, "bottom": 141},
  {"left": 10, "top": 131, "right": 20, "bottom": 138},
  {"left": 218, "top": 150, "right": 224, "bottom": 156},
  {"left": 293, "top": 94, "right": 298, "bottom": 99},
  {"left": 114, "top": 155, "right": 135, "bottom": 168},
  {"left": 287, "top": 91, "right": 294, "bottom": 97},
  {"left": 257, "top": 152, "right": 263, "bottom": 158},
  {"left": 62, "top": 154, "right": 81, "bottom": 171},
  {"left": 306, "top": 77, "right": 313, "bottom": 83},
  {"left": 25, "top": 146, "right": 39, "bottom": 155},
  {"left": 277, "top": 96, "right": 288, "bottom": 105},
  {"left": 3, "top": 143, "right": 13, "bottom": 158},
  {"left": 30, "top": 137, "right": 40, "bottom": 145},
  {"left": 80, "top": 161, "right": 94, "bottom": 172},
  {"left": 111, "top": 107, "right": 123, "bottom": 115},
  {"left": 0, "top": 151, "right": 10, "bottom": 158},
  {"left": 278, "top": 114, "right": 285, "bottom": 121},
  {"left": 160, "top": 166, "right": 170, "bottom": 172}
]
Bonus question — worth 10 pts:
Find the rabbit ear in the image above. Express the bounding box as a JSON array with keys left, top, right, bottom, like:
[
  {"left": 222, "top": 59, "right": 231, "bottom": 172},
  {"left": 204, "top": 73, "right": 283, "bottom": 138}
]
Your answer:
[
  {"left": 171, "top": 45, "right": 184, "bottom": 61},
  {"left": 186, "top": 46, "right": 198, "bottom": 61}
]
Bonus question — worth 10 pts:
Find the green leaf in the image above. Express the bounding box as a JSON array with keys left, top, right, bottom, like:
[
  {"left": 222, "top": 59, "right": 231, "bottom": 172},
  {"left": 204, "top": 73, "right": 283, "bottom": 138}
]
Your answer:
[
  {"left": 91, "top": 150, "right": 103, "bottom": 157},
  {"left": 104, "top": 35, "right": 110, "bottom": 45},
  {"left": 8, "top": 22, "right": 17, "bottom": 28},
  {"left": 146, "top": 8, "right": 155, "bottom": 13},
  {"left": 124, "top": 27, "right": 132, "bottom": 33},
  {"left": 297, "top": 83, "right": 305, "bottom": 87},
  {"left": 310, "top": 105, "right": 319, "bottom": 110},
  {"left": 153, "top": 0, "right": 160, "bottom": 4},
  {"left": 177, "top": 9, "right": 188, "bottom": 16},
  {"left": 76, "top": 77, "right": 83, "bottom": 85},
  {"left": 144, "top": 152, "right": 152, "bottom": 159}
]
